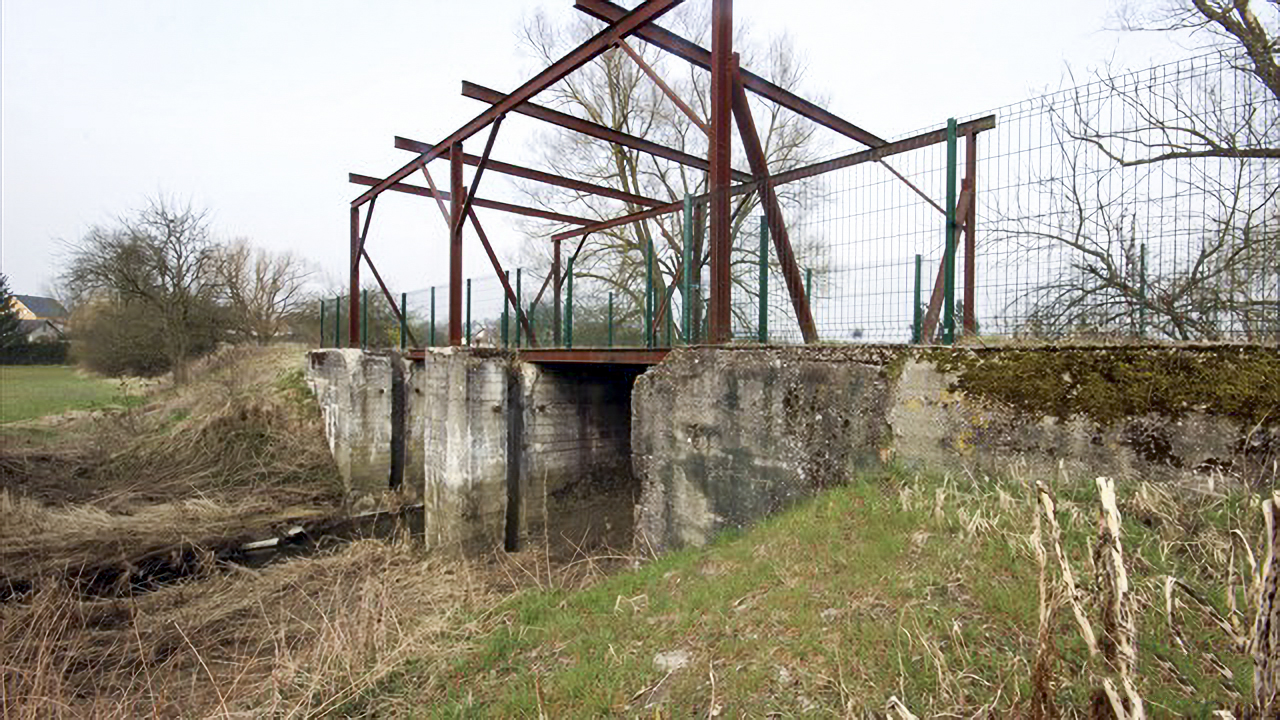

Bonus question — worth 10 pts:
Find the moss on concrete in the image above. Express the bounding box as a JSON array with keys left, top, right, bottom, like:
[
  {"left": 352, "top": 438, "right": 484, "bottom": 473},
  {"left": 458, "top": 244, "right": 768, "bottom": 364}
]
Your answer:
[{"left": 920, "top": 346, "right": 1280, "bottom": 426}]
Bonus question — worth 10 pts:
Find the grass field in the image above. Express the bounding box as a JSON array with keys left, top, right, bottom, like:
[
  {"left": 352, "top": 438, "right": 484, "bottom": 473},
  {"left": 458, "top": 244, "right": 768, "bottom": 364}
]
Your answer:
[{"left": 0, "top": 365, "right": 135, "bottom": 423}]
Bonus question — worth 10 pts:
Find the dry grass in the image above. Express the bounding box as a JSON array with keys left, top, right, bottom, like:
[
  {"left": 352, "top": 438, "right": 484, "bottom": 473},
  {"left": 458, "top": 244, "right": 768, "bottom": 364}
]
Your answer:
[{"left": 0, "top": 538, "right": 500, "bottom": 718}]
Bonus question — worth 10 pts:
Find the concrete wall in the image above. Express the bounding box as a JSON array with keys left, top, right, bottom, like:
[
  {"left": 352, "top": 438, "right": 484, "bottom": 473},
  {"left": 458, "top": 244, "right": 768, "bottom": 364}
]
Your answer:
[
  {"left": 631, "top": 348, "right": 894, "bottom": 552},
  {"left": 306, "top": 349, "right": 396, "bottom": 498}
]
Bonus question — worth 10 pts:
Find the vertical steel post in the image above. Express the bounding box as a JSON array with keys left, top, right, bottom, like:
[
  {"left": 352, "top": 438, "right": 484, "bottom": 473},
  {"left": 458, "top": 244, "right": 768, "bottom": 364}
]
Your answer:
[
  {"left": 320, "top": 299, "right": 326, "bottom": 347},
  {"left": 1139, "top": 243, "right": 1147, "bottom": 338},
  {"left": 334, "top": 295, "right": 341, "bottom": 348},
  {"left": 645, "top": 238, "right": 654, "bottom": 348},
  {"left": 608, "top": 292, "right": 614, "bottom": 347},
  {"left": 361, "top": 289, "right": 368, "bottom": 349},
  {"left": 429, "top": 287, "right": 436, "bottom": 347},
  {"left": 707, "top": 0, "right": 734, "bottom": 344},
  {"left": 552, "top": 239, "right": 562, "bottom": 346},
  {"left": 665, "top": 294, "right": 672, "bottom": 347},
  {"left": 449, "top": 142, "right": 465, "bottom": 346},
  {"left": 564, "top": 257, "right": 574, "bottom": 349},
  {"left": 466, "top": 278, "right": 472, "bottom": 346},
  {"left": 515, "top": 269, "right": 523, "bottom": 348},
  {"left": 963, "top": 131, "right": 978, "bottom": 335},
  {"left": 942, "top": 117, "right": 958, "bottom": 346},
  {"left": 913, "top": 254, "right": 923, "bottom": 344},
  {"left": 349, "top": 207, "right": 360, "bottom": 348},
  {"left": 758, "top": 216, "right": 768, "bottom": 343},
  {"left": 683, "top": 194, "right": 694, "bottom": 346},
  {"left": 400, "top": 292, "right": 407, "bottom": 350},
  {"left": 805, "top": 268, "right": 812, "bottom": 307},
  {"left": 502, "top": 271, "right": 510, "bottom": 348}
]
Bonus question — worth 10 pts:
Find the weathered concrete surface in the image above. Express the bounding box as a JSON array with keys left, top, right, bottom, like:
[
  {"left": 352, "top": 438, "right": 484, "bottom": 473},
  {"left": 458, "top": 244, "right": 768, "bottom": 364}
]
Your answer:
[
  {"left": 889, "top": 353, "right": 1278, "bottom": 486},
  {"left": 306, "top": 349, "right": 396, "bottom": 497},
  {"left": 414, "top": 348, "right": 511, "bottom": 552},
  {"left": 632, "top": 347, "right": 894, "bottom": 552},
  {"left": 516, "top": 363, "right": 641, "bottom": 538}
]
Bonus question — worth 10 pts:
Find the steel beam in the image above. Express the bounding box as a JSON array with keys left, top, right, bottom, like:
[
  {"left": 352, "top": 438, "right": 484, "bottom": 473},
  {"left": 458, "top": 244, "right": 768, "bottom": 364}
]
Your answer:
[
  {"left": 919, "top": 181, "right": 973, "bottom": 342},
  {"left": 551, "top": 115, "right": 997, "bottom": 242},
  {"left": 458, "top": 115, "right": 505, "bottom": 225},
  {"left": 353, "top": 0, "right": 683, "bottom": 207},
  {"left": 462, "top": 82, "right": 752, "bottom": 183},
  {"left": 449, "top": 142, "right": 464, "bottom": 346},
  {"left": 513, "top": 348, "right": 670, "bottom": 365},
  {"left": 617, "top": 40, "right": 708, "bottom": 134},
  {"left": 361, "top": 248, "right": 418, "bottom": 347},
  {"left": 348, "top": 206, "right": 360, "bottom": 348},
  {"left": 348, "top": 174, "right": 598, "bottom": 226},
  {"left": 731, "top": 61, "right": 817, "bottom": 343},
  {"left": 468, "top": 209, "right": 538, "bottom": 347},
  {"left": 395, "top": 137, "right": 663, "bottom": 207},
  {"left": 576, "top": 0, "right": 885, "bottom": 148},
  {"left": 705, "top": 0, "right": 733, "bottom": 344},
  {"left": 552, "top": 239, "right": 562, "bottom": 346}
]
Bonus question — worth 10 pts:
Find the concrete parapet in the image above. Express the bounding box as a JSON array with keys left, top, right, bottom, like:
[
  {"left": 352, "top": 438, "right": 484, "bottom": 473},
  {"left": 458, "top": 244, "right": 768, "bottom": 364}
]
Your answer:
[{"left": 306, "top": 349, "right": 396, "bottom": 497}]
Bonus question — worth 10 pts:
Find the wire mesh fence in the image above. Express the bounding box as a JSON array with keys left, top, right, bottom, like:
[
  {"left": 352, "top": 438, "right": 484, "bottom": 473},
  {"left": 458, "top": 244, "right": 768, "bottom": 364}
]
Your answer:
[{"left": 334, "top": 52, "right": 1279, "bottom": 351}]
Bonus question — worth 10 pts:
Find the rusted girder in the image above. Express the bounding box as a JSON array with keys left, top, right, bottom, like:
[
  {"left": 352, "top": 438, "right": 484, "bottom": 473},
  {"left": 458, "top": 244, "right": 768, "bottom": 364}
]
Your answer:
[
  {"left": 919, "top": 181, "right": 974, "bottom": 343},
  {"left": 458, "top": 114, "right": 505, "bottom": 225},
  {"left": 462, "top": 82, "right": 752, "bottom": 183},
  {"left": 550, "top": 115, "right": 997, "bottom": 242},
  {"left": 360, "top": 248, "right": 418, "bottom": 348},
  {"left": 705, "top": 0, "right": 733, "bottom": 344},
  {"left": 348, "top": 207, "right": 360, "bottom": 348},
  {"left": 411, "top": 168, "right": 538, "bottom": 347},
  {"left": 575, "top": 0, "right": 885, "bottom": 148},
  {"left": 731, "top": 58, "right": 817, "bottom": 344},
  {"left": 348, "top": 174, "right": 598, "bottom": 226},
  {"left": 395, "top": 137, "right": 663, "bottom": 208},
  {"left": 616, "top": 40, "right": 708, "bottom": 134},
  {"left": 352, "top": 0, "right": 683, "bottom": 207},
  {"left": 449, "top": 143, "right": 465, "bottom": 347}
]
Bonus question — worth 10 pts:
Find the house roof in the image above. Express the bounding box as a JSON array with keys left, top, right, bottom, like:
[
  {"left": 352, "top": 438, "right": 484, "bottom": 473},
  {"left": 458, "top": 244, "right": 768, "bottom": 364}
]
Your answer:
[
  {"left": 17, "top": 319, "right": 63, "bottom": 336},
  {"left": 13, "top": 295, "right": 68, "bottom": 319}
]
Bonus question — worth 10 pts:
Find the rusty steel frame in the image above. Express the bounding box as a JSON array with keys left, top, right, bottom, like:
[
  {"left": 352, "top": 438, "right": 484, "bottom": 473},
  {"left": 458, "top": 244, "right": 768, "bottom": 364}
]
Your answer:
[
  {"left": 348, "top": 174, "right": 598, "bottom": 226},
  {"left": 705, "top": 0, "right": 733, "bottom": 343},
  {"left": 394, "top": 137, "right": 663, "bottom": 207},
  {"left": 518, "top": 348, "right": 669, "bottom": 364},
  {"left": 352, "top": 0, "right": 683, "bottom": 208},
  {"left": 575, "top": 0, "right": 885, "bottom": 147},
  {"left": 462, "top": 82, "right": 752, "bottom": 183},
  {"left": 919, "top": 179, "right": 974, "bottom": 342},
  {"left": 617, "top": 40, "right": 708, "bottom": 134},
  {"left": 551, "top": 115, "right": 996, "bottom": 243},
  {"left": 730, "top": 56, "right": 816, "bottom": 343},
  {"left": 347, "top": 0, "right": 994, "bottom": 352}
]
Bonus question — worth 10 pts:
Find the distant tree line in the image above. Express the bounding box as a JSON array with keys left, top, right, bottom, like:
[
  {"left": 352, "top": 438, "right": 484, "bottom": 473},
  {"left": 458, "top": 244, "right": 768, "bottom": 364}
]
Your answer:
[{"left": 59, "top": 198, "right": 318, "bottom": 382}]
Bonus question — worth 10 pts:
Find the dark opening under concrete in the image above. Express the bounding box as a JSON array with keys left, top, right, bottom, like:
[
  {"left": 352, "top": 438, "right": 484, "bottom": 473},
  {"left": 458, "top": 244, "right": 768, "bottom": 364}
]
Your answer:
[{"left": 514, "top": 362, "right": 647, "bottom": 556}]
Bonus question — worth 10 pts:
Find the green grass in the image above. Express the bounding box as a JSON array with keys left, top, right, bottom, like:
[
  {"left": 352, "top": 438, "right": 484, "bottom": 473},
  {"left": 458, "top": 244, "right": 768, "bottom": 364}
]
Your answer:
[
  {"left": 0, "top": 365, "right": 139, "bottom": 423},
  {"left": 355, "top": 468, "right": 1257, "bottom": 717}
]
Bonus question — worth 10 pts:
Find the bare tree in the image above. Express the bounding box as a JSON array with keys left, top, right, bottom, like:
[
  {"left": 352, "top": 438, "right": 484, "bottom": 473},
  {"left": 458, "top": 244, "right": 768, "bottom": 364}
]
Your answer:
[
  {"left": 1082, "top": 0, "right": 1280, "bottom": 165},
  {"left": 63, "top": 199, "right": 222, "bottom": 382},
  {"left": 512, "top": 6, "right": 830, "bottom": 339},
  {"left": 217, "top": 241, "right": 314, "bottom": 344}
]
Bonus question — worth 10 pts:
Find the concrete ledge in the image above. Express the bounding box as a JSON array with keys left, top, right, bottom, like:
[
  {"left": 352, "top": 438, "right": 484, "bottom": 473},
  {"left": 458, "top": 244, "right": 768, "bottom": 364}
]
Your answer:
[{"left": 306, "top": 349, "right": 395, "bottom": 497}]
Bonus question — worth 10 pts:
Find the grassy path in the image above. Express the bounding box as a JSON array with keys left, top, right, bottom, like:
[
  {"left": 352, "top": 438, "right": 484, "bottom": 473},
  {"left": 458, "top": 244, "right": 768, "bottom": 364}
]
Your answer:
[{"left": 0, "top": 365, "right": 134, "bottom": 423}]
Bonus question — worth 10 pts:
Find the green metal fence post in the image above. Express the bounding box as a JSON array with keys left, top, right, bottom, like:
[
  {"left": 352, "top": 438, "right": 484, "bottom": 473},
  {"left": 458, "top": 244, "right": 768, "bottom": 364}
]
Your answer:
[
  {"left": 320, "top": 299, "right": 326, "bottom": 347},
  {"left": 683, "top": 194, "right": 694, "bottom": 346},
  {"left": 1138, "top": 243, "right": 1147, "bottom": 339},
  {"left": 361, "top": 289, "right": 368, "bottom": 349},
  {"left": 758, "top": 216, "right": 768, "bottom": 343},
  {"left": 912, "top": 254, "right": 923, "bottom": 344},
  {"left": 515, "top": 269, "right": 523, "bottom": 348},
  {"left": 565, "top": 258, "right": 574, "bottom": 349},
  {"left": 805, "top": 268, "right": 813, "bottom": 307},
  {"left": 400, "top": 292, "right": 407, "bottom": 350},
  {"left": 334, "top": 296, "right": 341, "bottom": 349},
  {"left": 608, "top": 292, "right": 614, "bottom": 348},
  {"left": 429, "top": 287, "right": 436, "bottom": 347},
  {"left": 665, "top": 295, "right": 672, "bottom": 347},
  {"left": 506, "top": 275, "right": 512, "bottom": 346},
  {"left": 943, "top": 117, "right": 958, "bottom": 346},
  {"left": 466, "top": 278, "right": 472, "bottom": 346},
  {"left": 645, "top": 240, "right": 654, "bottom": 349}
]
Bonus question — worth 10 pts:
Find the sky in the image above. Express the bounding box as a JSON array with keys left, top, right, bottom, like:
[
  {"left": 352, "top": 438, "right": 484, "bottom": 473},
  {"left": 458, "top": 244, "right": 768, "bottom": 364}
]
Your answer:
[{"left": 1, "top": 0, "right": 1200, "bottom": 298}]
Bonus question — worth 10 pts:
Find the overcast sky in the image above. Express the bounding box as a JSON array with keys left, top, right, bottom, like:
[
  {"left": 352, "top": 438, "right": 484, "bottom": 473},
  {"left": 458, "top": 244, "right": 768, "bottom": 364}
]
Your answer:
[{"left": 2, "top": 0, "right": 1197, "bottom": 297}]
